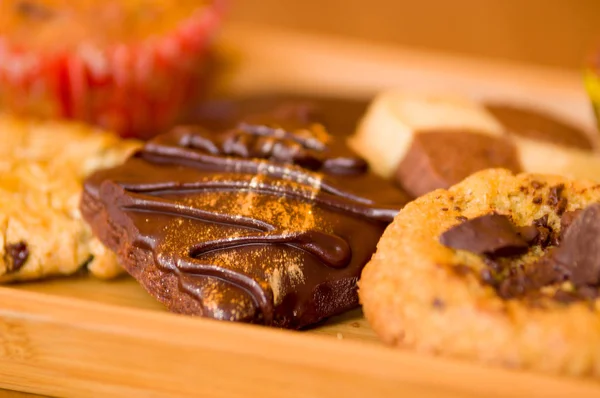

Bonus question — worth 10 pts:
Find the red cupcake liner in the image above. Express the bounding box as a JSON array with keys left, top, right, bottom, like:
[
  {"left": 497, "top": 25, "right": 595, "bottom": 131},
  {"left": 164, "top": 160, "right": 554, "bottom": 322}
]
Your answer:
[{"left": 0, "top": 1, "right": 227, "bottom": 139}]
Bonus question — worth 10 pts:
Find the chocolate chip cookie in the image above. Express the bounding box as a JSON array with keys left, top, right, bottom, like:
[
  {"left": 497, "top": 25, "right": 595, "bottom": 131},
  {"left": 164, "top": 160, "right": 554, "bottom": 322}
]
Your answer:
[{"left": 360, "top": 168, "right": 600, "bottom": 377}]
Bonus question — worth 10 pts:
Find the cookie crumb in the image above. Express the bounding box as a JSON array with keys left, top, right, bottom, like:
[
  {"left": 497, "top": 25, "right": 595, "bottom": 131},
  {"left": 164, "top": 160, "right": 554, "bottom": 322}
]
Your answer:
[
  {"left": 531, "top": 180, "right": 544, "bottom": 189},
  {"left": 432, "top": 297, "right": 445, "bottom": 310},
  {"left": 547, "top": 184, "right": 565, "bottom": 207},
  {"left": 5, "top": 241, "right": 29, "bottom": 273}
]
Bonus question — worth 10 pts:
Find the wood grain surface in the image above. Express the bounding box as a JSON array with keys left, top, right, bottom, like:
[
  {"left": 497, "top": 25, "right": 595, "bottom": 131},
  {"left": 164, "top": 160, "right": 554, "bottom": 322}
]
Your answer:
[
  {"left": 14, "top": 275, "right": 378, "bottom": 342},
  {"left": 229, "top": 0, "right": 600, "bottom": 69},
  {"left": 1, "top": 23, "right": 599, "bottom": 397},
  {"left": 2, "top": 287, "right": 600, "bottom": 398}
]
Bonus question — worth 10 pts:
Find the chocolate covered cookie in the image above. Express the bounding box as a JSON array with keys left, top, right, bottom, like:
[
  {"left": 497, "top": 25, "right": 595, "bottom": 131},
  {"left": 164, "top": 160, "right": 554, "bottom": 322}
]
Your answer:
[
  {"left": 360, "top": 168, "right": 600, "bottom": 377},
  {"left": 82, "top": 106, "right": 407, "bottom": 329}
]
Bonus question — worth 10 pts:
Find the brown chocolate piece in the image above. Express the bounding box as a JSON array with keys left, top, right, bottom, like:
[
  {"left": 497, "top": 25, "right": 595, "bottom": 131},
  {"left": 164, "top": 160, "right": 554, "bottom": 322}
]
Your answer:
[
  {"left": 4, "top": 241, "right": 29, "bottom": 273},
  {"left": 81, "top": 104, "right": 407, "bottom": 329},
  {"left": 514, "top": 225, "right": 539, "bottom": 244},
  {"left": 443, "top": 204, "right": 600, "bottom": 303},
  {"left": 558, "top": 209, "right": 583, "bottom": 242},
  {"left": 439, "top": 213, "right": 528, "bottom": 257},
  {"left": 546, "top": 184, "right": 568, "bottom": 215},
  {"left": 395, "top": 131, "right": 522, "bottom": 197},
  {"left": 551, "top": 203, "right": 600, "bottom": 285},
  {"left": 485, "top": 104, "right": 593, "bottom": 150},
  {"left": 530, "top": 215, "right": 554, "bottom": 247}
]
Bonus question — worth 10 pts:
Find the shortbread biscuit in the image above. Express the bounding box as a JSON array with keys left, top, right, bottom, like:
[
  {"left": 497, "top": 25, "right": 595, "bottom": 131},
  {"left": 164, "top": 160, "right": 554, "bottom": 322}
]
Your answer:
[
  {"left": 349, "top": 92, "right": 505, "bottom": 179},
  {"left": 350, "top": 92, "right": 600, "bottom": 196},
  {"left": 0, "top": 114, "right": 139, "bottom": 282},
  {"left": 359, "top": 169, "right": 600, "bottom": 377}
]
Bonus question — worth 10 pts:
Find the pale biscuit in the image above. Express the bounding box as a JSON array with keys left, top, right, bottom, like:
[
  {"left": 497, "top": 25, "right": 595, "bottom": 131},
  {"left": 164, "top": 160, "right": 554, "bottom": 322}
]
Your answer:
[{"left": 350, "top": 91, "right": 600, "bottom": 186}]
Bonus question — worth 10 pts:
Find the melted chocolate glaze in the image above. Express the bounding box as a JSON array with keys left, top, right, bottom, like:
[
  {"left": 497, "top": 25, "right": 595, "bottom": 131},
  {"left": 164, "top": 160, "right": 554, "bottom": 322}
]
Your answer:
[{"left": 83, "top": 100, "right": 408, "bottom": 328}]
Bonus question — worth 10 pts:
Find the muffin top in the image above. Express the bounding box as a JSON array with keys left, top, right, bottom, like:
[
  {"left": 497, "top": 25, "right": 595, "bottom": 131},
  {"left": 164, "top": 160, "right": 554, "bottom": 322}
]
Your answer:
[{"left": 0, "top": 0, "right": 210, "bottom": 52}]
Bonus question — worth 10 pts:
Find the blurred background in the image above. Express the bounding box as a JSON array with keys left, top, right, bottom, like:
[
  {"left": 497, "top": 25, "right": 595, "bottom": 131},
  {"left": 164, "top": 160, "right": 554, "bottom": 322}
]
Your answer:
[{"left": 230, "top": 0, "right": 600, "bottom": 70}]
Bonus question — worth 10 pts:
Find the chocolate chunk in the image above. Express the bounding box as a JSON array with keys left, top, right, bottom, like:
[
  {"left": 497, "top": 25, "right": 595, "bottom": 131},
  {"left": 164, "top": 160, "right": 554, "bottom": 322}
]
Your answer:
[
  {"left": 551, "top": 204, "right": 600, "bottom": 285},
  {"left": 489, "top": 253, "right": 569, "bottom": 301},
  {"left": 547, "top": 184, "right": 564, "bottom": 206},
  {"left": 81, "top": 106, "right": 408, "bottom": 329},
  {"left": 559, "top": 209, "right": 583, "bottom": 242},
  {"left": 497, "top": 267, "right": 527, "bottom": 299},
  {"left": 546, "top": 184, "right": 568, "bottom": 215},
  {"left": 527, "top": 252, "right": 570, "bottom": 287},
  {"left": 4, "top": 241, "right": 29, "bottom": 273},
  {"left": 485, "top": 104, "right": 593, "bottom": 151},
  {"left": 531, "top": 180, "right": 544, "bottom": 189},
  {"left": 533, "top": 196, "right": 542, "bottom": 204},
  {"left": 515, "top": 225, "right": 540, "bottom": 244},
  {"left": 440, "top": 213, "right": 528, "bottom": 257},
  {"left": 529, "top": 214, "right": 554, "bottom": 247},
  {"left": 395, "top": 131, "right": 522, "bottom": 197},
  {"left": 475, "top": 205, "right": 600, "bottom": 303},
  {"left": 533, "top": 214, "right": 549, "bottom": 228},
  {"left": 536, "top": 226, "right": 552, "bottom": 247}
]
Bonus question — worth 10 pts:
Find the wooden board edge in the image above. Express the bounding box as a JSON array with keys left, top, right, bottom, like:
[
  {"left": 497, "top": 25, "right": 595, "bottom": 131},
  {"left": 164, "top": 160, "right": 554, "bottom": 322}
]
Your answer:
[{"left": 0, "top": 287, "right": 598, "bottom": 397}]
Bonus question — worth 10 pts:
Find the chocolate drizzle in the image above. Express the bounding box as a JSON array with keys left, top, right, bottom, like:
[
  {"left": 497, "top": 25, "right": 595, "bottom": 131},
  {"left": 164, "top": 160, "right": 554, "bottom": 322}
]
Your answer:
[{"left": 83, "top": 103, "right": 408, "bottom": 328}]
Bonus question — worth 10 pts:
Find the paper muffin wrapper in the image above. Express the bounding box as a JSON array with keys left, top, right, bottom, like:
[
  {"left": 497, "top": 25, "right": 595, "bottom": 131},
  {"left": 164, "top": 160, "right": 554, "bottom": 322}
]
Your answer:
[{"left": 0, "top": 1, "right": 226, "bottom": 139}]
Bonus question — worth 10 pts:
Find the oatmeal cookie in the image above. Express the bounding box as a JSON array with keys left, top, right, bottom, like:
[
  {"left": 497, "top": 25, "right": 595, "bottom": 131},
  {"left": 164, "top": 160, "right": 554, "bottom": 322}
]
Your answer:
[
  {"left": 359, "top": 168, "right": 600, "bottom": 376},
  {"left": 0, "top": 114, "right": 140, "bottom": 282}
]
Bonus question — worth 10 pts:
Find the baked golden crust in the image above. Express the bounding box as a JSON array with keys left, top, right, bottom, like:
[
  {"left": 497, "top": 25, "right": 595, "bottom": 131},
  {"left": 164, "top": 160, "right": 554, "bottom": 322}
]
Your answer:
[
  {"left": 0, "top": 114, "right": 140, "bottom": 282},
  {"left": 359, "top": 169, "right": 600, "bottom": 376}
]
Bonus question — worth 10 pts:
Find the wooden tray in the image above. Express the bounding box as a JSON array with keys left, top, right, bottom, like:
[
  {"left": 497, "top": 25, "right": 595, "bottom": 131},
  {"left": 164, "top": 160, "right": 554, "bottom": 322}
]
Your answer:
[{"left": 2, "top": 23, "right": 600, "bottom": 398}]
